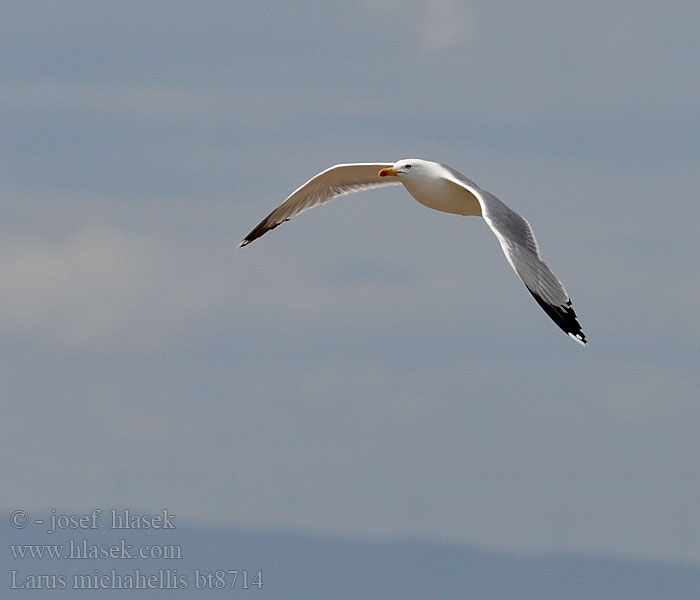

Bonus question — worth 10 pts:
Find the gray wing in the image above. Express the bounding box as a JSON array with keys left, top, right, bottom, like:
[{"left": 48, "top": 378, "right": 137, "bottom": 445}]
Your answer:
[
  {"left": 239, "top": 162, "right": 401, "bottom": 247},
  {"left": 442, "top": 167, "right": 587, "bottom": 345}
]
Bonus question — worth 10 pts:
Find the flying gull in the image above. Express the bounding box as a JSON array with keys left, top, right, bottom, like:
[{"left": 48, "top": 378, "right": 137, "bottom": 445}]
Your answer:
[{"left": 239, "top": 159, "right": 587, "bottom": 345}]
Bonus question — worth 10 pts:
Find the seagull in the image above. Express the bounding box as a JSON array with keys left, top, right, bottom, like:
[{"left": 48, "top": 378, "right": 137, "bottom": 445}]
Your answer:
[{"left": 239, "top": 159, "right": 587, "bottom": 345}]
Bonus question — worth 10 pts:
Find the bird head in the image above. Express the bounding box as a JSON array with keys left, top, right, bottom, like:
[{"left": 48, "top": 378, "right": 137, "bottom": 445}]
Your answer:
[{"left": 378, "top": 159, "right": 426, "bottom": 179}]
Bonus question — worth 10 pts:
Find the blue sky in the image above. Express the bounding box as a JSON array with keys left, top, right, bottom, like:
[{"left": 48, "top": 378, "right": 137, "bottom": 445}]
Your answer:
[{"left": 2, "top": 1, "right": 699, "bottom": 564}]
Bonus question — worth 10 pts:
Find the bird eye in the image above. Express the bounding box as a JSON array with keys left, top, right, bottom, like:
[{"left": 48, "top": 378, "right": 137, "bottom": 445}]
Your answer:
[{"left": 405, "top": 164, "right": 412, "bottom": 169}]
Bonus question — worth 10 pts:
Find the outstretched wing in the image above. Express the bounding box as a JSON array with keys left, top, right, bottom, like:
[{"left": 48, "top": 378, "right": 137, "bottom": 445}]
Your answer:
[
  {"left": 239, "top": 162, "right": 401, "bottom": 247},
  {"left": 442, "top": 166, "right": 587, "bottom": 345}
]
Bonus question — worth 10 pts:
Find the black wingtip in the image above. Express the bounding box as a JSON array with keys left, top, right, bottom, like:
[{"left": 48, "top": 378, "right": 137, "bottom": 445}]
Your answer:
[
  {"left": 238, "top": 216, "right": 288, "bottom": 248},
  {"left": 528, "top": 289, "right": 587, "bottom": 346}
]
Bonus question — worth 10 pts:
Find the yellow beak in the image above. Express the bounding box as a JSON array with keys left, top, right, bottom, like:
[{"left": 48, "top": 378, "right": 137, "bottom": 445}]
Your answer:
[{"left": 378, "top": 167, "right": 399, "bottom": 177}]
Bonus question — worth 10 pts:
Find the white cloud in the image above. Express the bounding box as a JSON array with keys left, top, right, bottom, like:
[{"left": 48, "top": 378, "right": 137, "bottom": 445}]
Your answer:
[
  {"left": 357, "top": 0, "right": 474, "bottom": 52},
  {"left": 0, "top": 81, "right": 282, "bottom": 127},
  {"left": 421, "top": 0, "right": 475, "bottom": 52},
  {"left": 0, "top": 226, "right": 227, "bottom": 352}
]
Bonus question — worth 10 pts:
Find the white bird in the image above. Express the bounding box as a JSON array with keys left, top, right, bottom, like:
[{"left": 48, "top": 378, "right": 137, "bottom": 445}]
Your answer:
[{"left": 239, "top": 159, "right": 587, "bottom": 345}]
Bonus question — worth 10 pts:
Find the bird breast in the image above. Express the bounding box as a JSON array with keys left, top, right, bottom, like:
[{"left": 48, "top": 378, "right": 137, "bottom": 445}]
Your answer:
[{"left": 402, "top": 176, "right": 482, "bottom": 217}]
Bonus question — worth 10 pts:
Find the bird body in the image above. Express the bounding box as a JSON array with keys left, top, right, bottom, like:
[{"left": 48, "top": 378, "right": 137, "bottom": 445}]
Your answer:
[
  {"left": 240, "top": 158, "right": 587, "bottom": 345},
  {"left": 396, "top": 161, "right": 483, "bottom": 216}
]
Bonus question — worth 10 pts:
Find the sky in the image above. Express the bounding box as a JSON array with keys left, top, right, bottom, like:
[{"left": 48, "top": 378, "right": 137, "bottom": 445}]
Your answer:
[{"left": 1, "top": 0, "right": 699, "bottom": 566}]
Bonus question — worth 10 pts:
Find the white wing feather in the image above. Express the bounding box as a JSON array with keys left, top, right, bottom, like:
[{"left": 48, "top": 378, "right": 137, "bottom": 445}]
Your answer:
[
  {"left": 239, "top": 163, "right": 400, "bottom": 247},
  {"left": 441, "top": 166, "right": 587, "bottom": 345}
]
